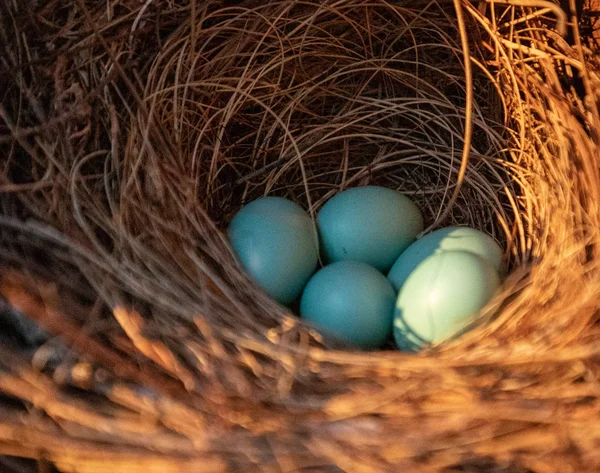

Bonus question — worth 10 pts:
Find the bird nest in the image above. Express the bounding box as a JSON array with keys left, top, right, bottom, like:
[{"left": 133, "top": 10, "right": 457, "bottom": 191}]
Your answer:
[{"left": 0, "top": 0, "right": 600, "bottom": 472}]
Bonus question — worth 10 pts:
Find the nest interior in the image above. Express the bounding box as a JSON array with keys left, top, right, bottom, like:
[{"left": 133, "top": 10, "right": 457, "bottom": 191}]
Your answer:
[{"left": 0, "top": 0, "right": 600, "bottom": 472}]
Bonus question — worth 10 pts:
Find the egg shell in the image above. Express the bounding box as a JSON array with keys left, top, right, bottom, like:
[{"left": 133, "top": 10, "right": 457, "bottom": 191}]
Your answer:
[
  {"left": 317, "top": 186, "right": 423, "bottom": 271},
  {"left": 388, "top": 226, "right": 503, "bottom": 291},
  {"left": 394, "top": 250, "right": 500, "bottom": 351},
  {"left": 228, "top": 197, "right": 318, "bottom": 304},
  {"left": 300, "top": 261, "right": 396, "bottom": 349}
]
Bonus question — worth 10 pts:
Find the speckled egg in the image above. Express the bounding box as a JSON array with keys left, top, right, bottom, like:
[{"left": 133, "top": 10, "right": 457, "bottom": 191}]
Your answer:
[
  {"left": 394, "top": 250, "right": 501, "bottom": 351},
  {"left": 300, "top": 261, "right": 396, "bottom": 349},
  {"left": 317, "top": 186, "right": 423, "bottom": 272},
  {"left": 388, "top": 226, "right": 503, "bottom": 291},
  {"left": 228, "top": 197, "right": 318, "bottom": 304}
]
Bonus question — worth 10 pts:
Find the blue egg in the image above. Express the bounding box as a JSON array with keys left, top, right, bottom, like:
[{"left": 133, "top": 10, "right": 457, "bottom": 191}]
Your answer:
[
  {"left": 393, "top": 251, "right": 501, "bottom": 351},
  {"left": 388, "top": 226, "right": 503, "bottom": 291},
  {"left": 317, "top": 186, "right": 423, "bottom": 272},
  {"left": 300, "top": 261, "right": 396, "bottom": 349},
  {"left": 228, "top": 197, "right": 318, "bottom": 304}
]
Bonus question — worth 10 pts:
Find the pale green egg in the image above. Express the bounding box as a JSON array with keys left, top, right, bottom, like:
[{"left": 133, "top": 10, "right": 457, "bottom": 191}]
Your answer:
[
  {"left": 228, "top": 197, "right": 318, "bottom": 304},
  {"left": 317, "top": 186, "right": 423, "bottom": 272},
  {"left": 300, "top": 261, "right": 396, "bottom": 349},
  {"left": 394, "top": 251, "right": 500, "bottom": 351},
  {"left": 388, "top": 226, "right": 503, "bottom": 291}
]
